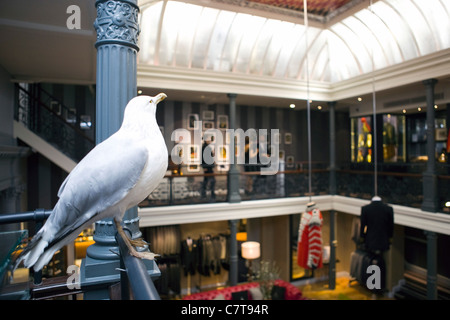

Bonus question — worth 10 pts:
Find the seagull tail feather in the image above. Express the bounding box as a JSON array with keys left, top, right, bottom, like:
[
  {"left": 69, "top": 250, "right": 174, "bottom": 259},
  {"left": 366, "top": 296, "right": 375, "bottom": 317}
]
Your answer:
[{"left": 13, "top": 231, "right": 48, "bottom": 273}]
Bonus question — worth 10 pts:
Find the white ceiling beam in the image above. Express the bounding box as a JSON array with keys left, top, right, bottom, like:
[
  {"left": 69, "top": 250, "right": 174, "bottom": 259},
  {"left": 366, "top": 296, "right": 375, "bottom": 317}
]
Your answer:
[{"left": 138, "top": 47, "right": 450, "bottom": 103}]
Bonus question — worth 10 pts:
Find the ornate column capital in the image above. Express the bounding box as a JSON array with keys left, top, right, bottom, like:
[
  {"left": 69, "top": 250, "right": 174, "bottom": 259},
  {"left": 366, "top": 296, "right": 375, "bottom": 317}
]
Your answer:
[{"left": 94, "top": 0, "right": 140, "bottom": 51}]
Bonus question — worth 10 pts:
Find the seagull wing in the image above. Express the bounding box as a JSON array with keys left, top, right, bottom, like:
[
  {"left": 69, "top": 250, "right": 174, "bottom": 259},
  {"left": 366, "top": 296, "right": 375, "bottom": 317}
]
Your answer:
[
  {"left": 16, "top": 132, "right": 149, "bottom": 270},
  {"left": 61, "top": 133, "right": 148, "bottom": 214},
  {"left": 50, "top": 132, "right": 149, "bottom": 242}
]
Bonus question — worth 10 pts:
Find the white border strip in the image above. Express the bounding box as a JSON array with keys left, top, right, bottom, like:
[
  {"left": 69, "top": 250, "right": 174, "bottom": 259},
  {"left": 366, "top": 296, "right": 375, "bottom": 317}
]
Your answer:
[{"left": 138, "top": 194, "right": 450, "bottom": 235}]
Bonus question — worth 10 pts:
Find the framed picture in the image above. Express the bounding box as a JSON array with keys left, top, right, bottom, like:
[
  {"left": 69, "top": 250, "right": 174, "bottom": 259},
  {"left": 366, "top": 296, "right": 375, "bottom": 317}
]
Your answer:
[
  {"left": 65, "top": 108, "right": 76, "bottom": 124},
  {"left": 217, "top": 163, "right": 229, "bottom": 172},
  {"left": 436, "top": 128, "right": 448, "bottom": 141},
  {"left": 203, "top": 131, "right": 217, "bottom": 143},
  {"left": 172, "top": 144, "right": 186, "bottom": 164},
  {"left": 203, "top": 121, "right": 214, "bottom": 131},
  {"left": 189, "top": 145, "right": 200, "bottom": 162},
  {"left": 284, "top": 132, "right": 292, "bottom": 145},
  {"left": 173, "top": 128, "right": 189, "bottom": 144},
  {"left": 187, "top": 164, "right": 200, "bottom": 172},
  {"left": 286, "top": 155, "right": 294, "bottom": 167},
  {"left": 218, "top": 145, "right": 229, "bottom": 163},
  {"left": 203, "top": 110, "right": 214, "bottom": 120},
  {"left": 217, "top": 115, "right": 228, "bottom": 130},
  {"left": 188, "top": 113, "right": 199, "bottom": 130},
  {"left": 50, "top": 100, "right": 62, "bottom": 115}
]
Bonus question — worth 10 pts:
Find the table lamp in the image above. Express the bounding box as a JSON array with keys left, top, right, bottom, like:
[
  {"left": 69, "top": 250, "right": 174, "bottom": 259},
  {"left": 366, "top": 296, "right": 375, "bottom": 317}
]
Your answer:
[{"left": 241, "top": 241, "right": 260, "bottom": 282}]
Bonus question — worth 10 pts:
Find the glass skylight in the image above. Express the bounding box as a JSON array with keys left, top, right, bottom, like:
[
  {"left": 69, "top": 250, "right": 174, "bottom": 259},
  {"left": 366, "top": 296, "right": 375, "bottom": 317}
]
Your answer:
[{"left": 138, "top": 0, "right": 450, "bottom": 83}]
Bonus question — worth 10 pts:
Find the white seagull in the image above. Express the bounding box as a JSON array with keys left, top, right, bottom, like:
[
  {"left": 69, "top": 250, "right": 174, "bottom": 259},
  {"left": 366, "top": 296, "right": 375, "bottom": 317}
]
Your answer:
[{"left": 15, "top": 93, "right": 168, "bottom": 272}]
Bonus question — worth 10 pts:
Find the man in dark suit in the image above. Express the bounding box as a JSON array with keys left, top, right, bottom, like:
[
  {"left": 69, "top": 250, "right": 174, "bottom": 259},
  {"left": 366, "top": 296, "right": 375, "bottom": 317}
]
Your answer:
[{"left": 360, "top": 196, "right": 394, "bottom": 252}]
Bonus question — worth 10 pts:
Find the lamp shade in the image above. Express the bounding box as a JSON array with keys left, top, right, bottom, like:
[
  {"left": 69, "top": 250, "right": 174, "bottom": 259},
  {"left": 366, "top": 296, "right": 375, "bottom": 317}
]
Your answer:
[{"left": 241, "top": 241, "right": 260, "bottom": 260}]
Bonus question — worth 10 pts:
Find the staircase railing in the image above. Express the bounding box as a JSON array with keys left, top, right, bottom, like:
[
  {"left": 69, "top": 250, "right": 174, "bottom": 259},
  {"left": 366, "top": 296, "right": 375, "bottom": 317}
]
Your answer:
[{"left": 14, "top": 83, "right": 95, "bottom": 163}]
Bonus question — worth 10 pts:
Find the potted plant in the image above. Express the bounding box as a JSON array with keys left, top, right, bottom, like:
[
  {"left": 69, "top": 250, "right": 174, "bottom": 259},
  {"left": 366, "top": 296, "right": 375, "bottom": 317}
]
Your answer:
[{"left": 252, "top": 260, "right": 280, "bottom": 300}]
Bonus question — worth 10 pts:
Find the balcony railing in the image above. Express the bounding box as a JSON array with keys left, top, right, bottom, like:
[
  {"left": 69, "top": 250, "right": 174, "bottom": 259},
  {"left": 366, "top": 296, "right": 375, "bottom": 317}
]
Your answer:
[
  {"left": 14, "top": 83, "right": 95, "bottom": 163},
  {"left": 139, "top": 162, "right": 450, "bottom": 214},
  {"left": 0, "top": 210, "right": 159, "bottom": 300}
]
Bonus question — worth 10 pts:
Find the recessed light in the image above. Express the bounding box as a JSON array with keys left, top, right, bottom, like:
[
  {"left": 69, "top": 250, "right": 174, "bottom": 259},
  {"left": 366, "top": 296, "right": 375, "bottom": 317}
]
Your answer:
[
  {"left": 434, "top": 105, "right": 438, "bottom": 109},
  {"left": 418, "top": 107, "right": 422, "bottom": 111},
  {"left": 317, "top": 106, "right": 322, "bottom": 110},
  {"left": 402, "top": 109, "right": 406, "bottom": 114},
  {"left": 358, "top": 97, "right": 362, "bottom": 102},
  {"left": 290, "top": 104, "right": 296, "bottom": 109},
  {"left": 137, "top": 90, "right": 143, "bottom": 95}
]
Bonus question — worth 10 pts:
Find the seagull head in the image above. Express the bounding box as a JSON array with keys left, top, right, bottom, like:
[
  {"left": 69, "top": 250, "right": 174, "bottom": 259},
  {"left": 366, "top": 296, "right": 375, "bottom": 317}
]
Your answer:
[{"left": 122, "top": 93, "right": 167, "bottom": 129}]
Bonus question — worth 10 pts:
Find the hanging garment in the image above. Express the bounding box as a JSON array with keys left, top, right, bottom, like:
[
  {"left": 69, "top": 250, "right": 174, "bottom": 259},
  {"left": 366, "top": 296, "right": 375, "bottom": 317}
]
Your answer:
[
  {"left": 360, "top": 199, "right": 394, "bottom": 252},
  {"left": 180, "top": 237, "right": 198, "bottom": 276},
  {"left": 297, "top": 203, "right": 323, "bottom": 269}
]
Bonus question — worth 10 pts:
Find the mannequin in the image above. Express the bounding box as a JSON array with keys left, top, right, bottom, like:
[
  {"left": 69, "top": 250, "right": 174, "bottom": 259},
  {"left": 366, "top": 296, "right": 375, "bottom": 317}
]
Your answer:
[
  {"left": 180, "top": 236, "right": 198, "bottom": 276},
  {"left": 358, "top": 196, "right": 394, "bottom": 292},
  {"left": 297, "top": 202, "right": 323, "bottom": 270},
  {"left": 360, "top": 196, "right": 394, "bottom": 252}
]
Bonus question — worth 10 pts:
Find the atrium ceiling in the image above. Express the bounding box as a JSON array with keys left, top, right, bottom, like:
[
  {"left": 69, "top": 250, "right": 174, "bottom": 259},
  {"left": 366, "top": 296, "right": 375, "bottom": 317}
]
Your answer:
[
  {"left": 0, "top": 0, "right": 449, "bottom": 111},
  {"left": 139, "top": 0, "right": 449, "bottom": 84}
]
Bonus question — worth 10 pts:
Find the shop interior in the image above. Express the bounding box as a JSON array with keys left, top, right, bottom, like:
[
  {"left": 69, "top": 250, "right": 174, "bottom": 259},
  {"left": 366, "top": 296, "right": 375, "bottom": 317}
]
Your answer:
[{"left": 1, "top": 0, "right": 450, "bottom": 301}]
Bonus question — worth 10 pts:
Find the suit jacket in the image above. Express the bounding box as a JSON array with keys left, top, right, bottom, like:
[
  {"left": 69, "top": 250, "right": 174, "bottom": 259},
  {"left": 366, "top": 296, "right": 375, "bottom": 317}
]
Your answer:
[
  {"left": 360, "top": 200, "right": 394, "bottom": 252},
  {"left": 180, "top": 238, "right": 198, "bottom": 276}
]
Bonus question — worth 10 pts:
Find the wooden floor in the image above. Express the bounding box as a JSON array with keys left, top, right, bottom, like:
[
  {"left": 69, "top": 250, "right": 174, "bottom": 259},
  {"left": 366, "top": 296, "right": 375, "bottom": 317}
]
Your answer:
[{"left": 297, "top": 276, "right": 394, "bottom": 300}]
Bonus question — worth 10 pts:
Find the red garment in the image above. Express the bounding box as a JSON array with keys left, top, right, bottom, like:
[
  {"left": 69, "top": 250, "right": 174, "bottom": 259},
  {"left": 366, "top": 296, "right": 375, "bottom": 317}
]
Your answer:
[
  {"left": 297, "top": 206, "right": 323, "bottom": 269},
  {"left": 447, "top": 128, "right": 450, "bottom": 153}
]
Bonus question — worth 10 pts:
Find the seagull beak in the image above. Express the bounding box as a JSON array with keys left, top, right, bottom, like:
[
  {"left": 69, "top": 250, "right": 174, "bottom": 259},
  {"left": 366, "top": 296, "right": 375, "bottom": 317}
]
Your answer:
[{"left": 155, "top": 93, "right": 167, "bottom": 104}]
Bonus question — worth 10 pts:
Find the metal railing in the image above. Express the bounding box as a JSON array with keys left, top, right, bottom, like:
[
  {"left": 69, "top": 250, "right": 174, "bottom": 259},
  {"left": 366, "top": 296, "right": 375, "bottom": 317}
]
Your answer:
[
  {"left": 0, "top": 209, "right": 52, "bottom": 286},
  {"left": 14, "top": 83, "right": 95, "bottom": 162},
  {"left": 0, "top": 209, "right": 160, "bottom": 300},
  {"left": 140, "top": 162, "right": 450, "bottom": 214},
  {"left": 115, "top": 232, "right": 160, "bottom": 300}
]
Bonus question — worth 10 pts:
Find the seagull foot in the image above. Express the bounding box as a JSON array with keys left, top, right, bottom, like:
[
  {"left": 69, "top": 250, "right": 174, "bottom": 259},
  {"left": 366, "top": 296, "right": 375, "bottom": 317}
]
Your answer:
[
  {"left": 129, "top": 238, "right": 148, "bottom": 247},
  {"left": 130, "top": 250, "right": 159, "bottom": 261}
]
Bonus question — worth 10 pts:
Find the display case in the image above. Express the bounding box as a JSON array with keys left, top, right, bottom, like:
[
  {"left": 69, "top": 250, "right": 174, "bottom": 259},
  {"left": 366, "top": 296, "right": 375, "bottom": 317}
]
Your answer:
[
  {"left": 407, "top": 113, "right": 447, "bottom": 163},
  {"left": 351, "top": 114, "right": 406, "bottom": 163},
  {"left": 383, "top": 114, "right": 406, "bottom": 162},
  {"left": 351, "top": 116, "right": 373, "bottom": 163}
]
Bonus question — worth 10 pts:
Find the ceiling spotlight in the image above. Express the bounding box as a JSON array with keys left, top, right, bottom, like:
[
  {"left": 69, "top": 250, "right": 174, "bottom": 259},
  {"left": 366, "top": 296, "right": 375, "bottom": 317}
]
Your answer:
[
  {"left": 357, "top": 97, "right": 362, "bottom": 102},
  {"left": 137, "top": 90, "right": 143, "bottom": 95},
  {"left": 290, "top": 104, "right": 296, "bottom": 109},
  {"left": 317, "top": 106, "right": 322, "bottom": 110},
  {"left": 418, "top": 107, "right": 422, "bottom": 111},
  {"left": 446, "top": 201, "right": 450, "bottom": 207},
  {"left": 434, "top": 105, "right": 438, "bottom": 109},
  {"left": 402, "top": 109, "right": 406, "bottom": 114}
]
